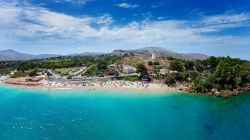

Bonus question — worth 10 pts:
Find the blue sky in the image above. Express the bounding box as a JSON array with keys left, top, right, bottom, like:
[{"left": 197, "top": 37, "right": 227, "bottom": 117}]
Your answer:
[{"left": 0, "top": 0, "right": 250, "bottom": 59}]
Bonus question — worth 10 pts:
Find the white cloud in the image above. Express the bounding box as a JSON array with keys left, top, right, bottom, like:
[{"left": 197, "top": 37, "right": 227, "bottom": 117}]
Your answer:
[
  {"left": 1, "top": 2, "right": 249, "bottom": 42},
  {"left": 193, "top": 13, "right": 250, "bottom": 32},
  {"left": 0, "top": 2, "right": 115, "bottom": 39},
  {"left": 203, "top": 13, "right": 250, "bottom": 24},
  {"left": 55, "top": 0, "right": 87, "bottom": 5},
  {"left": 0, "top": 1, "right": 250, "bottom": 59},
  {"left": 96, "top": 14, "right": 114, "bottom": 25},
  {"left": 116, "top": 3, "right": 139, "bottom": 9}
]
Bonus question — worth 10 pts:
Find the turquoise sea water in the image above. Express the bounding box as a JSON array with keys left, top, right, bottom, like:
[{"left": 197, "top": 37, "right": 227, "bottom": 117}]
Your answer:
[{"left": 0, "top": 86, "right": 250, "bottom": 140}]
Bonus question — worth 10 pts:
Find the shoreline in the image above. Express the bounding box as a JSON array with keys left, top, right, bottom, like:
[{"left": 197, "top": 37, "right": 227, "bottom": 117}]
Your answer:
[
  {"left": 0, "top": 81, "right": 183, "bottom": 95},
  {"left": 2, "top": 82, "right": 249, "bottom": 97},
  {"left": 1, "top": 77, "right": 249, "bottom": 97}
]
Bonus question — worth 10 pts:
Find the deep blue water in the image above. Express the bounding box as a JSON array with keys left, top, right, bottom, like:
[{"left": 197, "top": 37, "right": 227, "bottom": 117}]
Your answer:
[{"left": 0, "top": 86, "right": 250, "bottom": 140}]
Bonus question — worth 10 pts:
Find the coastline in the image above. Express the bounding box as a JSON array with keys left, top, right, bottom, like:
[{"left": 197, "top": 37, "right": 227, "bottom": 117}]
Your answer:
[
  {"left": 1, "top": 77, "right": 249, "bottom": 97},
  {"left": 0, "top": 80, "right": 183, "bottom": 95}
]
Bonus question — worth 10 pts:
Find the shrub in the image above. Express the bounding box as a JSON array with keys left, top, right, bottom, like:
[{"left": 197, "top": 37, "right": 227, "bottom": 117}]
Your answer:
[
  {"left": 120, "top": 75, "right": 139, "bottom": 82},
  {"left": 148, "top": 61, "right": 153, "bottom": 66},
  {"left": 11, "top": 72, "right": 28, "bottom": 78},
  {"left": 170, "top": 60, "right": 185, "bottom": 72},
  {"left": 165, "top": 76, "right": 176, "bottom": 86},
  {"left": 29, "top": 68, "right": 39, "bottom": 77}
]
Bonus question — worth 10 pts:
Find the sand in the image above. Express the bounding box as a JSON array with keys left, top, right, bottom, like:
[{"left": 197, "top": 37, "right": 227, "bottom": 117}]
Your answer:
[{"left": 1, "top": 78, "right": 182, "bottom": 93}]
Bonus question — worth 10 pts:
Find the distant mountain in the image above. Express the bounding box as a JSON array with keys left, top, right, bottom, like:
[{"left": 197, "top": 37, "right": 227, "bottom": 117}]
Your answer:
[
  {"left": 0, "top": 49, "right": 59, "bottom": 61},
  {"left": 69, "top": 52, "right": 105, "bottom": 57},
  {"left": 0, "top": 49, "right": 105, "bottom": 61},
  {"left": 0, "top": 47, "right": 209, "bottom": 61},
  {"left": 112, "top": 47, "right": 209, "bottom": 60}
]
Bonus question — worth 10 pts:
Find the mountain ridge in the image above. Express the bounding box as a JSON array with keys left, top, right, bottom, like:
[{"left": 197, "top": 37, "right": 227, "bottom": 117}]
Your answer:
[
  {"left": 0, "top": 49, "right": 60, "bottom": 61},
  {"left": 112, "top": 47, "right": 209, "bottom": 60},
  {"left": 0, "top": 47, "right": 209, "bottom": 61}
]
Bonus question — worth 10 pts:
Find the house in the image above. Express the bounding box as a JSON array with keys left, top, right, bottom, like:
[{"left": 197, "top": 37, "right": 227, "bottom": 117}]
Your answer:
[
  {"left": 122, "top": 65, "right": 137, "bottom": 74},
  {"left": 108, "top": 64, "right": 137, "bottom": 74},
  {"left": 151, "top": 53, "right": 156, "bottom": 60},
  {"left": 107, "top": 64, "right": 118, "bottom": 71},
  {"left": 160, "top": 69, "right": 168, "bottom": 75}
]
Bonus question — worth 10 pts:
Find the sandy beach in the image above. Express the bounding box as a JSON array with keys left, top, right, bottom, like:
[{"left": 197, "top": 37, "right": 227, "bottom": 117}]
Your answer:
[{"left": 1, "top": 77, "right": 183, "bottom": 93}]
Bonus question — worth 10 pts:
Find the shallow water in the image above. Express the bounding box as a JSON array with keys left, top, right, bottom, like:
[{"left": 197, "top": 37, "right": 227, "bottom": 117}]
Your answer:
[{"left": 0, "top": 86, "right": 250, "bottom": 140}]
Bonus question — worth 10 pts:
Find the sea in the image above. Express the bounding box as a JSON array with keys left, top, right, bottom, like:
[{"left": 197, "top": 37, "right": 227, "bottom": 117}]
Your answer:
[{"left": 0, "top": 85, "right": 250, "bottom": 140}]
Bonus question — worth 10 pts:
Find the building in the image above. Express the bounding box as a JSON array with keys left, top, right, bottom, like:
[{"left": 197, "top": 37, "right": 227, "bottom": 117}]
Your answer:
[
  {"left": 107, "top": 64, "right": 118, "bottom": 71},
  {"left": 160, "top": 69, "right": 168, "bottom": 75},
  {"left": 122, "top": 65, "right": 137, "bottom": 74},
  {"left": 151, "top": 53, "right": 156, "bottom": 60}
]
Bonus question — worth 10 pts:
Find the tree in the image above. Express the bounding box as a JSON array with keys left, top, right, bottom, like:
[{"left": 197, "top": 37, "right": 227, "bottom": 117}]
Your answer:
[
  {"left": 148, "top": 61, "right": 153, "bottom": 66},
  {"left": 136, "top": 64, "right": 150, "bottom": 80},
  {"left": 166, "top": 56, "right": 175, "bottom": 61},
  {"left": 29, "top": 68, "right": 39, "bottom": 77},
  {"left": 214, "top": 57, "right": 240, "bottom": 88},
  {"left": 136, "top": 64, "right": 148, "bottom": 75},
  {"left": 180, "top": 70, "right": 198, "bottom": 82},
  {"left": 154, "top": 61, "right": 160, "bottom": 65},
  {"left": 165, "top": 76, "right": 176, "bottom": 86},
  {"left": 184, "top": 61, "right": 195, "bottom": 70},
  {"left": 46, "top": 71, "right": 52, "bottom": 77},
  {"left": 206, "top": 56, "right": 221, "bottom": 68},
  {"left": 169, "top": 60, "right": 185, "bottom": 72},
  {"left": 97, "top": 59, "right": 107, "bottom": 70},
  {"left": 238, "top": 62, "right": 250, "bottom": 86},
  {"left": 192, "top": 74, "right": 214, "bottom": 93}
]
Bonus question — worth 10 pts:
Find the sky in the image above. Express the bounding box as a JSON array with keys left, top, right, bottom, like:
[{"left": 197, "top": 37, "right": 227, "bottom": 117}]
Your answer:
[{"left": 0, "top": 0, "right": 250, "bottom": 59}]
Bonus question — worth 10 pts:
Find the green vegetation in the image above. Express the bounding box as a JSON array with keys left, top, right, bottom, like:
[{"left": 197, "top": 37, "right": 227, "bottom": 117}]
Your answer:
[
  {"left": 136, "top": 64, "right": 148, "bottom": 76},
  {"left": 119, "top": 75, "right": 139, "bottom": 82},
  {"left": 136, "top": 64, "right": 147, "bottom": 75},
  {"left": 46, "top": 71, "right": 52, "bottom": 77},
  {"left": 0, "top": 54, "right": 249, "bottom": 96},
  {"left": 29, "top": 68, "right": 39, "bottom": 77},
  {"left": 54, "top": 67, "right": 80, "bottom": 75},
  {"left": 84, "top": 64, "right": 104, "bottom": 76},
  {"left": 0, "top": 56, "right": 121, "bottom": 71},
  {"left": 11, "top": 71, "right": 28, "bottom": 78},
  {"left": 148, "top": 61, "right": 160, "bottom": 66},
  {"left": 0, "top": 68, "right": 12, "bottom": 75},
  {"left": 212, "top": 57, "right": 250, "bottom": 90},
  {"left": 165, "top": 76, "right": 176, "bottom": 86},
  {"left": 169, "top": 60, "right": 185, "bottom": 72},
  {"left": 0, "top": 55, "right": 122, "bottom": 74},
  {"left": 166, "top": 56, "right": 250, "bottom": 94}
]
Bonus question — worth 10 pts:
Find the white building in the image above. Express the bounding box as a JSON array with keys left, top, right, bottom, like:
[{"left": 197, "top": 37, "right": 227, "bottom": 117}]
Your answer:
[
  {"left": 159, "top": 69, "right": 168, "bottom": 75},
  {"left": 107, "top": 64, "right": 118, "bottom": 71},
  {"left": 122, "top": 65, "right": 137, "bottom": 74},
  {"left": 151, "top": 53, "right": 156, "bottom": 60}
]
